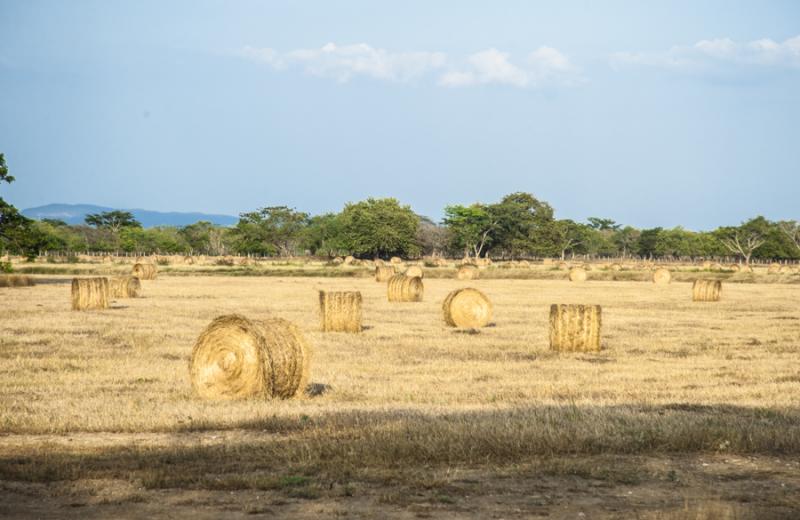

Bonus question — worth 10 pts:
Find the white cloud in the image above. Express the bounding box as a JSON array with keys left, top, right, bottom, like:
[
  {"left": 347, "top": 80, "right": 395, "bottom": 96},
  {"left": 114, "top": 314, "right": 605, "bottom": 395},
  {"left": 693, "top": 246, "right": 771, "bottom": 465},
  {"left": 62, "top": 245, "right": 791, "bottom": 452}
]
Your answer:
[
  {"left": 612, "top": 35, "right": 800, "bottom": 71},
  {"left": 438, "top": 46, "right": 581, "bottom": 88},
  {"left": 240, "top": 43, "right": 581, "bottom": 88},
  {"left": 240, "top": 42, "right": 446, "bottom": 83}
]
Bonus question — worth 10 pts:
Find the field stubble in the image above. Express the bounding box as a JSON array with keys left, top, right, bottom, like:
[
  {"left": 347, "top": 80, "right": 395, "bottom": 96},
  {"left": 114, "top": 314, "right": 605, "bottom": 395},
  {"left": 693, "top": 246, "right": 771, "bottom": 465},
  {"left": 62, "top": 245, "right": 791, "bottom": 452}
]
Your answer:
[{"left": 1, "top": 274, "right": 800, "bottom": 517}]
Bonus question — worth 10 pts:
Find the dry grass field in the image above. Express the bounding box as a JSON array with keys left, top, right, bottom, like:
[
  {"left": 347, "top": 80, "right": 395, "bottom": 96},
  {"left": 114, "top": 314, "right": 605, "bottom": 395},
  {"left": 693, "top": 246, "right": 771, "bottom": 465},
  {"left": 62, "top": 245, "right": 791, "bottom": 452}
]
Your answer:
[{"left": 2, "top": 270, "right": 800, "bottom": 518}]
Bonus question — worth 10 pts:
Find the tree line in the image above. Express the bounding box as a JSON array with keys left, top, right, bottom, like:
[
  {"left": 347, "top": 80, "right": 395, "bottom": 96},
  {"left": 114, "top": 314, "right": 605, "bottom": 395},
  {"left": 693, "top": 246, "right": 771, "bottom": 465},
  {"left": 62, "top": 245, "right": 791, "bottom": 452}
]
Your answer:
[{"left": 1, "top": 155, "right": 799, "bottom": 263}]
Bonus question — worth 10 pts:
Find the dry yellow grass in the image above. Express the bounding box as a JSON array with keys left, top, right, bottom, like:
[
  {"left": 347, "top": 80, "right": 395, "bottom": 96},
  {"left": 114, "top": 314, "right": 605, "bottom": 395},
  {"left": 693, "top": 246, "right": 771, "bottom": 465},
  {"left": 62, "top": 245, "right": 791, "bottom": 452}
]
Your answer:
[{"left": 2, "top": 273, "right": 800, "bottom": 516}]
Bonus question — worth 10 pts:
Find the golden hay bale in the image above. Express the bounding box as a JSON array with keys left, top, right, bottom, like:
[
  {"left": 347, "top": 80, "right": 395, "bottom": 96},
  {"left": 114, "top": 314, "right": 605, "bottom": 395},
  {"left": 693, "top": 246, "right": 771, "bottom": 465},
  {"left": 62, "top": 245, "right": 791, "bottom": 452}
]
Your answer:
[
  {"left": 390, "top": 256, "right": 403, "bottom": 264},
  {"left": 701, "top": 261, "right": 712, "bottom": 270},
  {"left": 549, "top": 304, "right": 602, "bottom": 352},
  {"left": 692, "top": 279, "right": 722, "bottom": 302},
  {"left": 456, "top": 264, "right": 479, "bottom": 280},
  {"left": 189, "top": 315, "right": 311, "bottom": 400},
  {"left": 517, "top": 260, "right": 531, "bottom": 268},
  {"left": 132, "top": 263, "right": 158, "bottom": 280},
  {"left": 332, "top": 256, "right": 344, "bottom": 265},
  {"left": 652, "top": 267, "right": 671, "bottom": 285},
  {"left": 542, "top": 258, "right": 554, "bottom": 266},
  {"left": 71, "top": 277, "right": 109, "bottom": 311},
  {"left": 442, "top": 288, "right": 492, "bottom": 328},
  {"left": 557, "top": 261, "right": 570, "bottom": 271},
  {"left": 319, "top": 291, "right": 362, "bottom": 333},
  {"left": 375, "top": 265, "right": 396, "bottom": 282},
  {"left": 779, "top": 265, "right": 793, "bottom": 274},
  {"left": 728, "top": 264, "right": 741, "bottom": 272},
  {"left": 569, "top": 267, "right": 587, "bottom": 282},
  {"left": 374, "top": 258, "right": 385, "bottom": 267},
  {"left": 435, "top": 258, "right": 448, "bottom": 267},
  {"left": 609, "top": 263, "right": 622, "bottom": 271},
  {"left": 108, "top": 276, "right": 142, "bottom": 298},
  {"left": 0, "top": 274, "right": 35, "bottom": 287},
  {"left": 387, "top": 274, "right": 424, "bottom": 302},
  {"left": 343, "top": 255, "right": 356, "bottom": 265},
  {"left": 767, "top": 263, "right": 781, "bottom": 274},
  {"left": 184, "top": 256, "right": 195, "bottom": 265},
  {"left": 404, "top": 265, "right": 424, "bottom": 279}
]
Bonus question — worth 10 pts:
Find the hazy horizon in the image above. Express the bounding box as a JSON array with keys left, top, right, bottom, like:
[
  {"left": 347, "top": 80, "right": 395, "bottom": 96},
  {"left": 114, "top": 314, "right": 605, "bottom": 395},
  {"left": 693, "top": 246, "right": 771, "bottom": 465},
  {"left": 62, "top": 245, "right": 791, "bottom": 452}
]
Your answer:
[{"left": 2, "top": 0, "right": 798, "bottom": 229}]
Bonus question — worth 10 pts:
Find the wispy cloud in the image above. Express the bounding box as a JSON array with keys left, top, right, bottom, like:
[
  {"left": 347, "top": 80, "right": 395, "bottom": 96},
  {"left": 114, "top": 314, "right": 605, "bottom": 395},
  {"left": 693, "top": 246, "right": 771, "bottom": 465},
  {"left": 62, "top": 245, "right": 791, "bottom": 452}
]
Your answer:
[
  {"left": 239, "top": 43, "right": 581, "bottom": 88},
  {"left": 240, "top": 43, "right": 446, "bottom": 83},
  {"left": 611, "top": 35, "right": 800, "bottom": 71}
]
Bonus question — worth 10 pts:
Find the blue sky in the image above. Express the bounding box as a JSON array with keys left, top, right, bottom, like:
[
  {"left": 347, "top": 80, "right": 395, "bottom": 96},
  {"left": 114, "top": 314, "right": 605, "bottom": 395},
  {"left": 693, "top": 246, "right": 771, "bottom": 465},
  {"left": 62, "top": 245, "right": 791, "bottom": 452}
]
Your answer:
[{"left": 1, "top": 0, "right": 798, "bottom": 229}]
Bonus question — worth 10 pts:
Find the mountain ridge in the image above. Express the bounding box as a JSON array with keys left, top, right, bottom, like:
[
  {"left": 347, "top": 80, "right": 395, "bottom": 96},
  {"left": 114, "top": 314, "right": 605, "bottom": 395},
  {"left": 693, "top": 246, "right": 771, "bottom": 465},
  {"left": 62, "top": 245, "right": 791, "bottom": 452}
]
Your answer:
[{"left": 22, "top": 203, "right": 238, "bottom": 228}]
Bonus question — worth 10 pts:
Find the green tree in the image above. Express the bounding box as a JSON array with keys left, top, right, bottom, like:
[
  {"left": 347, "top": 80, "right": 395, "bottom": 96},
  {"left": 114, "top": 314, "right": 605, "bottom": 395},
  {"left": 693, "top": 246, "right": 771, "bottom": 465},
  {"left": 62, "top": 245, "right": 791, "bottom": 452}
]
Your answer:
[
  {"left": 338, "top": 198, "right": 419, "bottom": 258},
  {"left": 587, "top": 217, "right": 620, "bottom": 231},
  {"left": 488, "top": 192, "right": 554, "bottom": 257},
  {"left": 302, "top": 213, "right": 346, "bottom": 257},
  {"left": 180, "top": 221, "right": 230, "bottom": 255},
  {"left": 232, "top": 206, "right": 309, "bottom": 256},
  {"left": 442, "top": 204, "right": 496, "bottom": 258},
  {"left": 0, "top": 153, "right": 40, "bottom": 257},
  {"left": 548, "top": 219, "right": 588, "bottom": 260},
  {"left": 84, "top": 210, "right": 141, "bottom": 234},
  {"left": 613, "top": 226, "right": 640, "bottom": 257},
  {"left": 715, "top": 217, "right": 770, "bottom": 265}
]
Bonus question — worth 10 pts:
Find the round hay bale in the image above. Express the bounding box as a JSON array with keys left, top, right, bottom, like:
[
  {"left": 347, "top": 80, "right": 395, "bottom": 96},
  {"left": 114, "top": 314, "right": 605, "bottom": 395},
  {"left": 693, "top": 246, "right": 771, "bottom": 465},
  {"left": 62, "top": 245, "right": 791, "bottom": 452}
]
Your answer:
[
  {"left": 517, "top": 260, "right": 531, "bottom": 268},
  {"left": 692, "top": 280, "right": 721, "bottom": 302},
  {"left": 184, "top": 256, "right": 195, "bottom": 265},
  {"left": 189, "top": 314, "right": 311, "bottom": 400},
  {"left": 569, "top": 267, "right": 587, "bottom": 282},
  {"left": 779, "top": 265, "right": 793, "bottom": 274},
  {"left": 319, "top": 291, "right": 362, "bottom": 333},
  {"left": 549, "top": 304, "right": 602, "bottom": 352},
  {"left": 0, "top": 274, "right": 35, "bottom": 288},
  {"left": 71, "top": 277, "right": 109, "bottom": 311},
  {"left": 375, "top": 265, "right": 396, "bottom": 282},
  {"left": 387, "top": 274, "right": 424, "bottom": 302},
  {"left": 435, "top": 258, "right": 448, "bottom": 267},
  {"left": 767, "top": 263, "right": 781, "bottom": 274},
  {"left": 557, "top": 262, "right": 570, "bottom": 271},
  {"left": 332, "top": 257, "right": 344, "bottom": 265},
  {"left": 390, "top": 256, "right": 403, "bottom": 264},
  {"left": 442, "top": 288, "right": 492, "bottom": 329},
  {"left": 728, "top": 264, "right": 741, "bottom": 272},
  {"left": 132, "top": 263, "right": 157, "bottom": 280},
  {"left": 609, "top": 263, "right": 622, "bottom": 272},
  {"left": 652, "top": 267, "right": 671, "bottom": 285},
  {"left": 404, "top": 265, "right": 424, "bottom": 279},
  {"left": 343, "top": 255, "right": 355, "bottom": 265},
  {"left": 456, "top": 264, "right": 479, "bottom": 280},
  {"left": 542, "top": 258, "right": 554, "bottom": 266},
  {"left": 374, "top": 258, "right": 385, "bottom": 267},
  {"left": 711, "top": 263, "right": 724, "bottom": 272},
  {"left": 701, "top": 261, "right": 712, "bottom": 270},
  {"left": 109, "top": 276, "right": 142, "bottom": 298}
]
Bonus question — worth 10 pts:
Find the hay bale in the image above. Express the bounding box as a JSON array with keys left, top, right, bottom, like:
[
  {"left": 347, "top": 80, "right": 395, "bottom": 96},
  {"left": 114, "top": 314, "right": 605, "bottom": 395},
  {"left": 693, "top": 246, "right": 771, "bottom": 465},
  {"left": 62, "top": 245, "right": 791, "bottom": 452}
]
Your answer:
[
  {"left": 132, "top": 263, "right": 158, "bottom": 280},
  {"left": 387, "top": 274, "right": 424, "bottom": 302},
  {"left": 435, "top": 258, "right": 448, "bottom": 267},
  {"left": 404, "top": 265, "right": 424, "bottom": 279},
  {"left": 557, "top": 261, "right": 570, "bottom": 271},
  {"left": 456, "top": 264, "right": 479, "bottom": 280},
  {"left": 609, "top": 263, "right": 622, "bottom": 272},
  {"left": 319, "top": 291, "right": 362, "bottom": 333},
  {"left": 71, "top": 277, "right": 109, "bottom": 311},
  {"left": 518, "top": 260, "right": 531, "bottom": 268},
  {"left": 184, "top": 256, "right": 195, "bottom": 265},
  {"left": 768, "top": 263, "right": 781, "bottom": 274},
  {"left": 779, "top": 265, "right": 793, "bottom": 274},
  {"left": 728, "top": 264, "right": 741, "bottom": 272},
  {"left": 375, "top": 265, "right": 396, "bottom": 282},
  {"left": 374, "top": 258, "right": 385, "bottom": 267},
  {"left": 692, "top": 280, "right": 722, "bottom": 302},
  {"left": 390, "top": 256, "right": 403, "bottom": 264},
  {"left": 343, "top": 255, "right": 356, "bottom": 265},
  {"left": 332, "top": 257, "right": 344, "bottom": 265},
  {"left": 0, "top": 274, "right": 35, "bottom": 287},
  {"left": 189, "top": 314, "right": 311, "bottom": 400},
  {"left": 701, "top": 261, "right": 712, "bottom": 270},
  {"left": 652, "top": 268, "right": 671, "bottom": 285},
  {"left": 542, "top": 258, "right": 553, "bottom": 266},
  {"left": 569, "top": 267, "right": 587, "bottom": 282},
  {"left": 549, "top": 304, "right": 602, "bottom": 352},
  {"left": 108, "top": 276, "right": 142, "bottom": 298},
  {"left": 442, "top": 288, "right": 492, "bottom": 328}
]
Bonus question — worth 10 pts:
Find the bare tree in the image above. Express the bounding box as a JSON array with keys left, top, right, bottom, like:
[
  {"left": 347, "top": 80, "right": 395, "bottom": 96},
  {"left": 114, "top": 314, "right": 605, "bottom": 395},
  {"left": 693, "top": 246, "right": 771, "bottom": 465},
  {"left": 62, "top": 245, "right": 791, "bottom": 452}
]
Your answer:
[
  {"left": 778, "top": 220, "right": 800, "bottom": 253},
  {"left": 719, "top": 230, "right": 765, "bottom": 266}
]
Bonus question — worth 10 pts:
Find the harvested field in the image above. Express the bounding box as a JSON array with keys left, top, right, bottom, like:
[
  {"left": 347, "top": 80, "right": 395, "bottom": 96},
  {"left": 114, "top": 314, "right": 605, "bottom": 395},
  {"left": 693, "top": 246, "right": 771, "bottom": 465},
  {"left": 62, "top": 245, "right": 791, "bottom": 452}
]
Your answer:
[{"left": 2, "top": 273, "right": 800, "bottom": 518}]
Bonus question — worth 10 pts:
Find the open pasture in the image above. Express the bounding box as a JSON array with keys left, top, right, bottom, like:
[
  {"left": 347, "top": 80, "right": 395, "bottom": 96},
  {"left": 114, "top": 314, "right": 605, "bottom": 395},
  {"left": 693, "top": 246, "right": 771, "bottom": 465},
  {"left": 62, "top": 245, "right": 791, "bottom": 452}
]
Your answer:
[{"left": 2, "top": 273, "right": 800, "bottom": 518}]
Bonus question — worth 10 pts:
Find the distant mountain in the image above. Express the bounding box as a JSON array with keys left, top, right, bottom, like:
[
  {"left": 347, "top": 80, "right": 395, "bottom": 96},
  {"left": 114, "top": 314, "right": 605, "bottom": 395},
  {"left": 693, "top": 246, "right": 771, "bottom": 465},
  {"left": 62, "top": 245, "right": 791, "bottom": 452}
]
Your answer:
[{"left": 22, "top": 203, "right": 238, "bottom": 228}]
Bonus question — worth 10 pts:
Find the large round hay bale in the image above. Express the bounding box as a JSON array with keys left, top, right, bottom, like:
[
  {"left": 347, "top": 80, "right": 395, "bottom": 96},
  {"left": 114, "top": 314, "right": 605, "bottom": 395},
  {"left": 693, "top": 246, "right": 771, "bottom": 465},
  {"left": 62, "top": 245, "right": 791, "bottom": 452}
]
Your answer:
[
  {"left": 692, "top": 280, "right": 722, "bottom": 302},
  {"left": 557, "top": 262, "right": 570, "bottom": 271},
  {"left": 319, "top": 291, "right": 362, "bottom": 333},
  {"left": 728, "top": 264, "right": 741, "bottom": 272},
  {"left": 132, "top": 263, "right": 157, "bottom": 280},
  {"left": 652, "top": 268, "right": 671, "bottom": 285},
  {"left": 517, "top": 260, "right": 531, "bottom": 268},
  {"left": 71, "top": 277, "right": 109, "bottom": 311},
  {"left": 442, "top": 288, "right": 492, "bottom": 329},
  {"left": 109, "top": 276, "right": 142, "bottom": 298},
  {"left": 374, "top": 258, "right": 385, "bottom": 267},
  {"left": 435, "top": 258, "right": 448, "bottom": 267},
  {"left": 189, "top": 315, "right": 311, "bottom": 400},
  {"left": 404, "top": 265, "right": 424, "bottom": 279},
  {"left": 701, "top": 261, "right": 712, "bottom": 270},
  {"left": 387, "top": 274, "right": 424, "bottom": 302},
  {"left": 767, "top": 263, "right": 781, "bottom": 274},
  {"left": 0, "top": 274, "right": 35, "bottom": 288},
  {"left": 779, "top": 265, "right": 793, "bottom": 274},
  {"left": 343, "top": 255, "right": 356, "bottom": 265},
  {"left": 456, "top": 264, "right": 478, "bottom": 280},
  {"left": 549, "top": 304, "right": 602, "bottom": 352},
  {"left": 609, "top": 263, "right": 622, "bottom": 272},
  {"left": 390, "top": 256, "right": 403, "bottom": 264},
  {"left": 569, "top": 267, "right": 587, "bottom": 282},
  {"left": 375, "top": 265, "right": 395, "bottom": 282},
  {"left": 184, "top": 256, "right": 195, "bottom": 265},
  {"left": 332, "top": 256, "right": 344, "bottom": 265}
]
